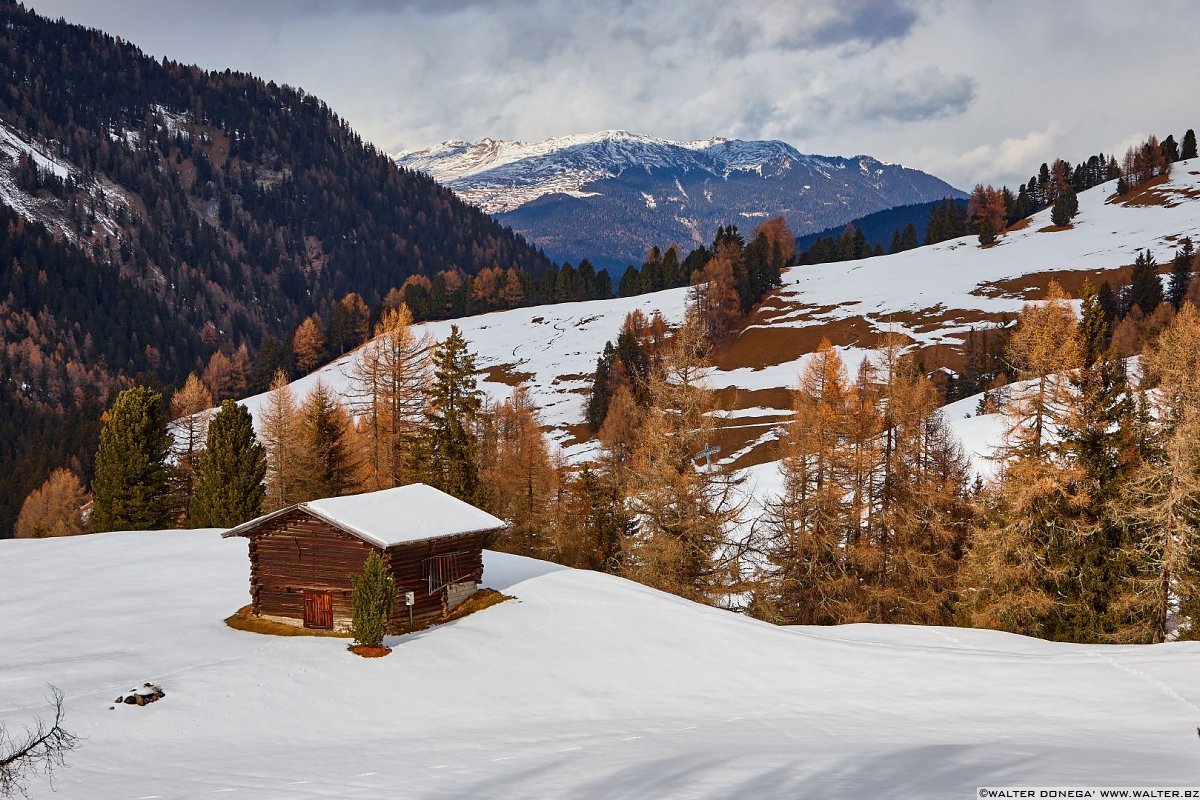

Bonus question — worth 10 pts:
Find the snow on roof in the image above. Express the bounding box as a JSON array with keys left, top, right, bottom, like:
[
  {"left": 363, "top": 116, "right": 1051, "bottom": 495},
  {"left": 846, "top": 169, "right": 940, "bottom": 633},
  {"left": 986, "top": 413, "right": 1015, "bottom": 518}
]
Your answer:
[{"left": 223, "top": 484, "right": 505, "bottom": 548}]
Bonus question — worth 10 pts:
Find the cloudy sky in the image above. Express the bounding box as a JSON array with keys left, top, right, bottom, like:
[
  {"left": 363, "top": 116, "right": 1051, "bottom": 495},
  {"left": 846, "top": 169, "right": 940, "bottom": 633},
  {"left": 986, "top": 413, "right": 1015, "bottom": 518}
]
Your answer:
[{"left": 30, "top": 0, "right": 1198, "bottom": 189}]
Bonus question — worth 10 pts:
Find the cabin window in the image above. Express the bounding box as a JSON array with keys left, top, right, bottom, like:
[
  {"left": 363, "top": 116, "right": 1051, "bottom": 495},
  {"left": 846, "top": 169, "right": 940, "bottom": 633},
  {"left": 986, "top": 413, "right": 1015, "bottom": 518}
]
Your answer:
[{"left": 423, "top": 552, "right": 470, "bottom": 594}]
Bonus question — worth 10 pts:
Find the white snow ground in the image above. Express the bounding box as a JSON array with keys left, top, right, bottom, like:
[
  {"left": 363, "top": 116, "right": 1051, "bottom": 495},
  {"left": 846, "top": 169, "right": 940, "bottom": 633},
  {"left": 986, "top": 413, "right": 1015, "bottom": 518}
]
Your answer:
[{"left": 2, "top": 530, "right": 1199, "bottom": 799}]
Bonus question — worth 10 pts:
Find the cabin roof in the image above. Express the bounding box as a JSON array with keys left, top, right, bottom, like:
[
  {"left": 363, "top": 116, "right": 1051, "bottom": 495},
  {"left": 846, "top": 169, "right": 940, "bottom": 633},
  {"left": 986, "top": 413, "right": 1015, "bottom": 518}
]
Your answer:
[{"left": 222, "top": 483, "right": 505, "bottom": 548}]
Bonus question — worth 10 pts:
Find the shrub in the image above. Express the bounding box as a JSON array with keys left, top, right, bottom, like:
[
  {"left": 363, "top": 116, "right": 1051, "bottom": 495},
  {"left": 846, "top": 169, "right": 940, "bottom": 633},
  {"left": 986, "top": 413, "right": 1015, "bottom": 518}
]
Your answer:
[{"left": 350, "top": 552, "right": 397, "bottom": 647}]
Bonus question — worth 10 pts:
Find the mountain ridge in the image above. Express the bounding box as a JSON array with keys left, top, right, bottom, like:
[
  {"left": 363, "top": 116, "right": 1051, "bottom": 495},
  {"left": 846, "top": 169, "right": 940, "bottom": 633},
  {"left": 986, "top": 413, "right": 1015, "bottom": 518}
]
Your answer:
[{"left": 397, "top": 130, "right": 965, "bottom": 267}]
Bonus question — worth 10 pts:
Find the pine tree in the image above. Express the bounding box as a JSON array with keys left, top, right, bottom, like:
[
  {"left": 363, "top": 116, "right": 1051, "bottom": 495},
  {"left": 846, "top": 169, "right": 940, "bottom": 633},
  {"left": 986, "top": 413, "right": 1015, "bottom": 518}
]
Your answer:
[
  {"left": 1129, "top": 250, "right": 1163, "bottom": 315},
  {"left": 1168, "top": 238, "right": 1195, "bottom": 310},
  {"left": 91, "top": 386, "right": 173, "bottom": 532},
  {"left": 1182, "top": 129, "right": 1198, "bottom": 161},
  {"left": 297, "top": 380, "right": 359, "bottom": 500},
  {"left": 557, "top": 464, "right": 628, "bottom": 572},
  {"left": 351, "top": 551, "right": 397, "bottom": 645},
  {"left": 865, "top": 342, "right": 972, "bottom": 625},
  {"left": 1050, "top": 193, "right": 1076, "bottom": 226},
  {"left": 1052, "top": 281, "right": 1136, "bottom": 640},
  {"left": 412, "top": 326, "right": 485, "bottom": 505},
  {"left": 585, "top": 342, "right": 615, "bottom": 432},
  {"left": 188, "top": 400, "right": 266, "bottom": 527}
]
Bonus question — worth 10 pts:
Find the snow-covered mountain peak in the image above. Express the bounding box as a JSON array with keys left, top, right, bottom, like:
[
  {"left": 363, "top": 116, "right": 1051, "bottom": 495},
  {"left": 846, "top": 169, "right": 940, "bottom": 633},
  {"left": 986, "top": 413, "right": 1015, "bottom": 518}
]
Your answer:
[
  {"left": 394, "top": 130, "right": 821, "bottom": 212},
  {"left": 394, "top": 130, "right": 964, "bottom": 266}
]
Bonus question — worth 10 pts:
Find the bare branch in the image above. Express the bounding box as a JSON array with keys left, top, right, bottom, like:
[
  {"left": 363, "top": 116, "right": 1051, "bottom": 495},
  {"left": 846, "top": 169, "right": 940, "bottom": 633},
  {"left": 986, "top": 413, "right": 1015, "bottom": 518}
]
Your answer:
[{"left": 0, "top": 687, "right": 79, "bottom": 799}]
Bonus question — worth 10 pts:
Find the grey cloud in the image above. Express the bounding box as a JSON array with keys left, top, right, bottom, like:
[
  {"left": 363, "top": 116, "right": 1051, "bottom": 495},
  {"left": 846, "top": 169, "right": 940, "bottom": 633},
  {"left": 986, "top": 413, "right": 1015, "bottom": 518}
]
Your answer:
[
  {"left": 708, "top": 0, "right": 921, "bottom": 57},
  {"left": 850, "top": 67, "right": 975, "bottom": 124}
]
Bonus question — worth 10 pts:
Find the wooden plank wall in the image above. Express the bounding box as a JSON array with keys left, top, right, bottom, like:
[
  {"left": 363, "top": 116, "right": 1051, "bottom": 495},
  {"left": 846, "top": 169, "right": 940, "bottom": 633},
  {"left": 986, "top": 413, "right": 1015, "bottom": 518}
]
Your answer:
[
  {"left": 387, "top": 532, "right": 486, "bottom": 631},
  {"left": 249, "top": 509, "right": 375, "bottom": 624}
]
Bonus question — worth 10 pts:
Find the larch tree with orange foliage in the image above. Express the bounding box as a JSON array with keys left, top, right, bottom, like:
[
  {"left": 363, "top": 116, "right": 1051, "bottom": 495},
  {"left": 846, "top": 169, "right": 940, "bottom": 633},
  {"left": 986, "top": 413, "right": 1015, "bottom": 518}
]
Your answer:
[
  {"left": 620, "top": 309, "right": 746, "bottom": 602},
  {"left": 957, "top": 282, "right": 1091, "bottom": 639},
  {"left": 348, "top": 304, "right": 431, "bottom": 490},
  {"left": 292, "top": 314, "right": 326, "bottom": 375},
  {"left": 756, "top": 339, "right": 858, "bottom": 624},
  {"left": 169, "top": 372, "right": 214, "bottom": 520},
  {"left": 14, "top": 468, "right": 88, "bottom": 538},
  {"left": 480, "top": 387, "right": 562, "bottom": 559}
]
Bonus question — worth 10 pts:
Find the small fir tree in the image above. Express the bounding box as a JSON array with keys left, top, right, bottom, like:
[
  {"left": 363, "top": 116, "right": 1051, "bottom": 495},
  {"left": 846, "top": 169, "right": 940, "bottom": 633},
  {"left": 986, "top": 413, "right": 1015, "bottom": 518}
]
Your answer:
[
  {"left": 1050, "top": 195, "right": 1073, "bottom": 226},
  {"left": 189, "top": 400, "right": 267, "bottom": 527},
  {"left": 1129, "top": 249, "right": 1163, "bottom": 315},
  {"left": 91, "top": 386, "right": 173, "bottom": 532},
  {"left": 1168, "top": 238, "right": 1194, "bottom": 310},
  {"left": 1181, "top": 129, "right": 1198, "bottom": 161},
  {"left": 351, "top": 551, "right": 397, "bottom": 646}
]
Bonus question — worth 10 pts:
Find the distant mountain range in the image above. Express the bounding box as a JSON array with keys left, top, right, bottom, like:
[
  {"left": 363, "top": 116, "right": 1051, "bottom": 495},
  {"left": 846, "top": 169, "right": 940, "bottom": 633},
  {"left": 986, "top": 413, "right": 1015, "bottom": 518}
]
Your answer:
[{"left": 396, "top": 130, "right": 966, "bottom": 268}]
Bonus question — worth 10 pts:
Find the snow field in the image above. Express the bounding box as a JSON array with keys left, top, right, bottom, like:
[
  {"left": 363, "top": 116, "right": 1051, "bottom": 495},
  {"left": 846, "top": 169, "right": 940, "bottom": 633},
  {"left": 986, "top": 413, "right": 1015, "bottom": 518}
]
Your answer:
[{"left": 1, "top": 530, "right": 1199, "bottom": 798}]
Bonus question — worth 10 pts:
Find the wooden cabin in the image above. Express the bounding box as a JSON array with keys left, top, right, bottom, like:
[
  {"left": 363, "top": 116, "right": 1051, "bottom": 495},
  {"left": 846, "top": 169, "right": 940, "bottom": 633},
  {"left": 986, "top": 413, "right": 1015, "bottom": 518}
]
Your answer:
[{"left": 223, "top": 484, "right": 505, "bottom": 633}]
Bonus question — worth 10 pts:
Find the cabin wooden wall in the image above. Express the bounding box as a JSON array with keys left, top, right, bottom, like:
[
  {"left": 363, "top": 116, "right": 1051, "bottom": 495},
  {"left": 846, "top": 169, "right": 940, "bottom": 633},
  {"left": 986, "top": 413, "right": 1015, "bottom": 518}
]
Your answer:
[
  {"left": 387, "top": 532, "right": 486, "bottom": 631},
  {"left": 245, "top": 510, "right": 487, "bottom": 633},
  {"left": 248, "top": 510, "right": 375, "bottom": 628}
]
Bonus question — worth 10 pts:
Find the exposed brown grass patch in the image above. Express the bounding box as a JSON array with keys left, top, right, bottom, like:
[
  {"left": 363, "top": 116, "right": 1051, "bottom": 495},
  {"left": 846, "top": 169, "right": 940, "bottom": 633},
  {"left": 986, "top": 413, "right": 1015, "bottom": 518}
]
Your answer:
[
  {"left": 224, "top": 605, "right": 349, "bottom": 638},
  {"left": 712, "top": 385, "right": 793, "bottom": 412},
  {"left": 554, "top": 421, "right": 594, "bottom": 450},
  {"left": 1005, "top": 217, "right": 1033, "bottom": 233},
  {"left": 1038, "top": 224, "right": 1073, "bottom": 233},
  {"left": 1108, "top": 174, "right": 1181, "bottom": 207},
  {"left": 712, "top": 316, "right": 877, "bottom": 372},
  {"left": 973, "top": 265, "right": 1145, "bottom": 300},
  {"left": 480, "top": 363, "right": 535, "bottom": 388}
]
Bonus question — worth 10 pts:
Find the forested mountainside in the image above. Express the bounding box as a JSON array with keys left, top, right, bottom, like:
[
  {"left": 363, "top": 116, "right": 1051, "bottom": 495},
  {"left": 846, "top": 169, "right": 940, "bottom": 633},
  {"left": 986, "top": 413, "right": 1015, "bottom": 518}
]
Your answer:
[
  {"left": 0, "top": 0, "right": 550, "bottom": 535},
  {"left": 397, "top": 131, "right": 965, "bottom": 269},
  {"left": 794, "top": 198, "right": 968, "bottom": 255}
]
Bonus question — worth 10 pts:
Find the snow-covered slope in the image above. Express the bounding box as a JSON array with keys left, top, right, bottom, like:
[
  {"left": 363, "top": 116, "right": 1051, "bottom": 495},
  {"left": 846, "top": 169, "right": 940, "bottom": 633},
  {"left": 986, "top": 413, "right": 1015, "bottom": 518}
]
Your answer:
[
  {"left": 0, "top": 118, "right": 132, "bottom": 249},
  {"left": 246, "top": 161, "right": 1200, "bottom": 468},
  {"left": 395, "top": 130, "right": 964, "bottom": 267},
  {"left": 2, "top": 530, "right": 1198, "bottom": 799}
]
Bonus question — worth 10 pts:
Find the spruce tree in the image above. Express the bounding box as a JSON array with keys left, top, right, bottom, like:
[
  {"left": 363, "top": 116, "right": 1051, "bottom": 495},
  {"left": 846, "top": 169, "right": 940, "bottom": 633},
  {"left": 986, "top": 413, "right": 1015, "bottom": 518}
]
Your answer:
[
  {"left": 188, "top": 400, "right": 266, "bottom": 528},
  {"left": 91, "top": 386, "right": 173, "bottom": 532},
  {"left": 413, "top": 325, "right": 485, "bottom": 505},
  {"left": 351, "top": 551, "right": 397, "bottom": 645},
  {"left": 1182, "top": 129, "right": 1198, "bottom": 161},
  {"left": 1050, "top": 195, "right": 1072, "bottom": 226},
  {"left": 1054, "top": 282, "right": 1135, "bottom": 640},
  {"left": 1129, "top": 249, "right": 1163, "bottom": 315},
  {"left": 1168, "top": 238, "right": 1194, "bottom": 309},
  {"left": 298, "top": 381, "right": 358, "bottom": 500},
  {"left": 585, "top": 343, "right": 615, "bottom": 432}
]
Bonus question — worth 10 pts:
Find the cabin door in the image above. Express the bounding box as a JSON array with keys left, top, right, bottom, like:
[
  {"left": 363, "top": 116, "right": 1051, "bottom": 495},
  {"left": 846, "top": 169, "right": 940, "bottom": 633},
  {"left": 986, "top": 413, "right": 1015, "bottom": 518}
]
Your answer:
[{"left": 303, "top": 590, "right": 333, "bottom": 630}]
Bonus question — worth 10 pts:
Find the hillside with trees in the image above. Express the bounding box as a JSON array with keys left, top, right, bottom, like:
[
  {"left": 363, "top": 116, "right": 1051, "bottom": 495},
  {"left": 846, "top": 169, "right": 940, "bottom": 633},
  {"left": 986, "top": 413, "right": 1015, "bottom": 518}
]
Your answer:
[{"left": 0, "top": 1, "right": 555, "bottom": 534}]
